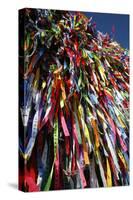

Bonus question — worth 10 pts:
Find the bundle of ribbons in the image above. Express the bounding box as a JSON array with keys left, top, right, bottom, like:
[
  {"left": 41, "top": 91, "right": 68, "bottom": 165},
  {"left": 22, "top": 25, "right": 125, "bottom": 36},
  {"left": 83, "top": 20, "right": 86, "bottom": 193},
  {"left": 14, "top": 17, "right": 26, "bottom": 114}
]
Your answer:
[{"left": 19, "top": 8, "right": 129, "bottom": 192}]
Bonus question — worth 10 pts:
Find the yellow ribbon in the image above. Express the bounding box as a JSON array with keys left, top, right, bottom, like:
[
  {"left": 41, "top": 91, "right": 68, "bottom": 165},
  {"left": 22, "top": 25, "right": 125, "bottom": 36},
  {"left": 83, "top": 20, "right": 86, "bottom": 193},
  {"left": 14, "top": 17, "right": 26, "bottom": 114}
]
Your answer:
[
  {"left": 91, "top": 118, "right": 100, "bottom": 149},
  {"left": 106, "top": 158, "right": 112, "bottom": 187},
  {"left": 78, "top": 104, "right": 91, "bottom": 150}
]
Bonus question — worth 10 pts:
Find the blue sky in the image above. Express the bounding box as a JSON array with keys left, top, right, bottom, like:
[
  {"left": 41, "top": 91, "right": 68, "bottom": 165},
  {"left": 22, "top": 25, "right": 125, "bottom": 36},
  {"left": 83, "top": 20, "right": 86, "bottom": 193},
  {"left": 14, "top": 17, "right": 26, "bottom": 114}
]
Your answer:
[{"left": 84, "top": 12, "right": 129, "bottom": 49}]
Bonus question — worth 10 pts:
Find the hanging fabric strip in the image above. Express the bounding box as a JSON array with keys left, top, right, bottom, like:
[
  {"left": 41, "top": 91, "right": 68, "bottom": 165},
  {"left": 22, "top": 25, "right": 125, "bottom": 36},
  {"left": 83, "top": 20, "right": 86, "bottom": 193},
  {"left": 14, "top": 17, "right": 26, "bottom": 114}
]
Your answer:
[
  {"left": 77, "top": 161, "right": 87, "bottom": 188},
  {"left": 44, "top": 115, "right": 59, "bottom": 191},
  {"left": 60, "top": 111, "right": 70, "bottom": 137},
  {"left": 54, "top": 150, "right": 60, "bottom": 189},
  {"left": 91, "top": 118, "right": 100, "bottom": 149},
  {"left": 39, "top": 105, "right": 52, "bottom": 130},
  {"left": 106, "top": 157, "right": 112, "bottom": 187},
  {"left": 72, "top": 116, "right": 80, "bottom": 157},
  {"left": 82, "top": 134, "right": 90, "bottom": 165},
  {"left": 105, "top": 131, "right": 120, "bottom": 173},
  {"left": 24, "top": 109, "right": 39, "bottom": 160},
  {"left": 96, "top": 151, "right": 107, "bottom": 187},
  {"left": 78, "top": 104, "right": 91, "bottom": 150}
]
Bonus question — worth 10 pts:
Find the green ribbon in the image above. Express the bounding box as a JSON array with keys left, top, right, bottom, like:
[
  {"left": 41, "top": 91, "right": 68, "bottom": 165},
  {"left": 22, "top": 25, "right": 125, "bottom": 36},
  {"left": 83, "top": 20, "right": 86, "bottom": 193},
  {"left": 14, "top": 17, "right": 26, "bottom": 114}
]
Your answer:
[{"left": 44, "top": 115, "right": 58, "bottom": 191}]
